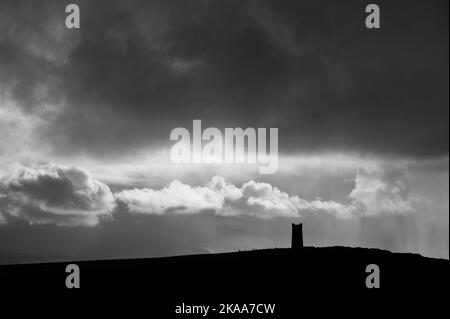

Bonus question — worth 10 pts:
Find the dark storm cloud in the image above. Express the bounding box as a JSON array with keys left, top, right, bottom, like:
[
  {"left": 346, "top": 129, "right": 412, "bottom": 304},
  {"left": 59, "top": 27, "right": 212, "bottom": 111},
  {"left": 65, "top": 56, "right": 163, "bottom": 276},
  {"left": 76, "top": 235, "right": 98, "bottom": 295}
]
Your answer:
[
  {"left": 0, "top": 0, "right": 448, "bottom": 158},
  {"left": 0, "top": 164, "right": 115, "bottom": 226},
  {"left": 0, "top": 0, "right": 72, "bottom": 110}
]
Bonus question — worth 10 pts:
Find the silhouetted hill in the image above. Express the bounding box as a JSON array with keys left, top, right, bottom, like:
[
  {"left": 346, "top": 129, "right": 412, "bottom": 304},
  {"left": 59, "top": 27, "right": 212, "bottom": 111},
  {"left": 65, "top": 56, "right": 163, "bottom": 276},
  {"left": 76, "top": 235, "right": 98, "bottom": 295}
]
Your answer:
[
  {"left": 0, "top": 247, "right": 447, "bottom": 317},
  {"left": 0, "top": 253, "right": 82, "bottom": 265}
]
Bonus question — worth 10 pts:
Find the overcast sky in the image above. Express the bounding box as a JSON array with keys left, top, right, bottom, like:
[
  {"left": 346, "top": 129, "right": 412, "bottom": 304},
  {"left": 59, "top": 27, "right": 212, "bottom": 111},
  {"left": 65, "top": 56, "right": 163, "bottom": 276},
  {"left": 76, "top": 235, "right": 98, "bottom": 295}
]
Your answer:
[{"left": 0, "top": 0, "right": 448, "bottom": 263}]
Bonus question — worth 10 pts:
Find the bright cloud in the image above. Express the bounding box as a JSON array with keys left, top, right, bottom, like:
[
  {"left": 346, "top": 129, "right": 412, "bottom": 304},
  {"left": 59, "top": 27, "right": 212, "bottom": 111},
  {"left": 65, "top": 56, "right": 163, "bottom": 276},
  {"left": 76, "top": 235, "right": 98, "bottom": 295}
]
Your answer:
[
  {"left": 349, "top": 167, "right": 413, "bottom": 216},
  {"left": 116, "top": 169, "right": 413, "bottom": 219}
]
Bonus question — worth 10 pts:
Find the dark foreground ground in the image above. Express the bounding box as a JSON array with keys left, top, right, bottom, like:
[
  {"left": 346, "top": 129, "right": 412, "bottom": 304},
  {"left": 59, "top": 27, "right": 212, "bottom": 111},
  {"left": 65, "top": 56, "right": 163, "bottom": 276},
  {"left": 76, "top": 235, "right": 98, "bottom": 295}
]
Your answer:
[{"left": 0, "top": 247, "right": 448, "bottom": 317}]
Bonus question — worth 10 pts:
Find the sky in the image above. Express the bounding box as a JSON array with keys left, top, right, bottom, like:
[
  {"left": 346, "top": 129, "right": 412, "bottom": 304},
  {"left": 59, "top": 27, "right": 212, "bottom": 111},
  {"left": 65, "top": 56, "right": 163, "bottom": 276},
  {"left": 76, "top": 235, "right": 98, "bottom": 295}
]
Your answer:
[{"left": 0, "top": 0, "right": 448, "bottom": 263}]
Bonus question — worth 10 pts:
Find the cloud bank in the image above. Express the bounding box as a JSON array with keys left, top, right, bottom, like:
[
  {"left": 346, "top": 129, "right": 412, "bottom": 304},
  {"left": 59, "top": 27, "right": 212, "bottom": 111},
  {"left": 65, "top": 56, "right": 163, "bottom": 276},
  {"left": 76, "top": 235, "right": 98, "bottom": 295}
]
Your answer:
[
  {"left": 0, "top": 163, "right": 415, "bottom": 226},
  {"left": 116, "top": 169, "right": 413, "bottom": 219}
]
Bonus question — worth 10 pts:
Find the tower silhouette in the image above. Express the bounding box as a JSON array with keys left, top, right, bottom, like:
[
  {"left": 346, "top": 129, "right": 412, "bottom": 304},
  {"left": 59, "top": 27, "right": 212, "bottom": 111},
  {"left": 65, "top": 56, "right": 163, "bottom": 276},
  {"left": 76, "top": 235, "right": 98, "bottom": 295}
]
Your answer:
[{"left": 291, "top": 223, "right": 303, "bottom": 249}]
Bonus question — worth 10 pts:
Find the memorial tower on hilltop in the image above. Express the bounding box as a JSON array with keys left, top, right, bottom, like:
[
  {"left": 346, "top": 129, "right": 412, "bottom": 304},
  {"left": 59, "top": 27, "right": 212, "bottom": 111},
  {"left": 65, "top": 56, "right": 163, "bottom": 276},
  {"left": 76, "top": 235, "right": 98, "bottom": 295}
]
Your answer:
[{"left": 291, "top": 223, "right": 303, "bottom": 249}]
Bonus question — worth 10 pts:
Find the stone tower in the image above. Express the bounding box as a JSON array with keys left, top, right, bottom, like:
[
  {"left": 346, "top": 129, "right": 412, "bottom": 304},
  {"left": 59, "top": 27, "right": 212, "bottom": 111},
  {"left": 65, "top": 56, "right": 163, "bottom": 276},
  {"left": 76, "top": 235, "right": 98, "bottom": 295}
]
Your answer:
[{"left": 291, "top": 223, "right": 303, "bottom": 249}]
